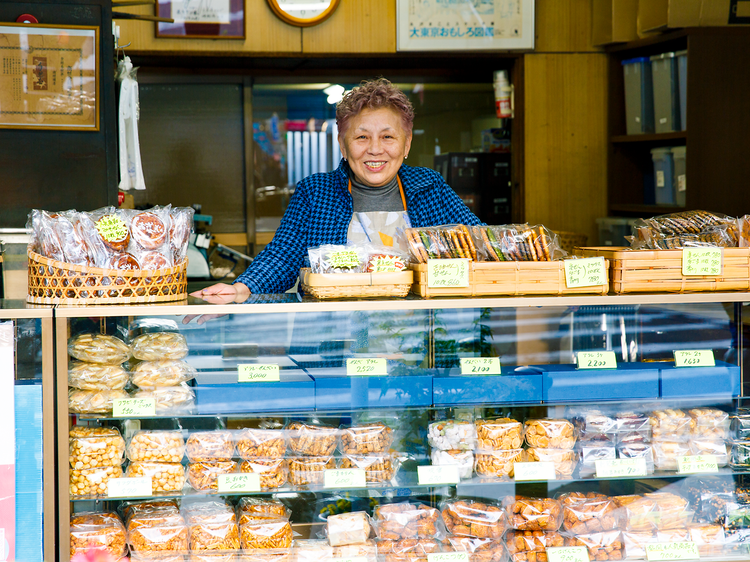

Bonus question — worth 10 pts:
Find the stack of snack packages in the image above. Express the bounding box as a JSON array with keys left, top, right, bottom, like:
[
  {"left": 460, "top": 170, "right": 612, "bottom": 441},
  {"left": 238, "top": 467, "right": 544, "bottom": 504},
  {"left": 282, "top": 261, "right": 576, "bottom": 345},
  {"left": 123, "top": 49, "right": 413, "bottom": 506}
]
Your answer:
[
  {"left": 504, "top": 496, "right": 565, "bottom": 562},
  {"left": 236, "top": 426, "right": 288, "bottom": 490},
  {"left": 69, "top": 426, "right": 126, "bottom": 498},
  {"left": 730, "top": 407, "right": 750, "bottom": 468},
  {"left": 129, "top": 331, "right": 196, "bottom": 416},
  {"left": 68, "top": 333, "right": 131, "bottom": 418},
  {"left": 375, "top": 502, "right": 445, "bottom": 562},
  {"left": 324, "top": 511, "right": 376, "bottom": 561},
  {"left": 123, "top": 499, "right": 188, "bottom": 561},
  {"left": 572, "top": 412, "right": 618, "bottom": 477},
  {"left": 522, "top": 419, "right": 578, "bottom": 479},
  {"left": 186, "top": 430, "right": 238, "bottom": 493},
  {"left": 339, "top": 423, "right": 398, "bottom": 484},
  {"left": 125, "top": 428, "right": 186, "bottom": 495},
  {"left": 238, "top": 497, "right": 293, "bottom": 560},
  {"left": 442, "top": 500, "right": 507, "bottom": 562},
  {"left": 287, "top": 422, "right": 339, "bottom": 487},
  {"left": 428, "top": 420, "right": 478, "bottom": 480},
  {"left": 649, "top": 408, "right": 729, "bottom": 472},
  {"left": 70, "top": 511, "right": 128, "bottom": 561},
  {"left": 474, "top": 419, "right": 524, "bottom": 479}
]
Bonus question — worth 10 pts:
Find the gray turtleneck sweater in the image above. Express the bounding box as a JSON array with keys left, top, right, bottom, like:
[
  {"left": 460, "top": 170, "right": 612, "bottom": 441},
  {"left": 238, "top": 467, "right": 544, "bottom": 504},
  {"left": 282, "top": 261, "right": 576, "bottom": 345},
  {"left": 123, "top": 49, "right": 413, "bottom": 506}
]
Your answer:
[{"left": 349, "top": 171, "right": 405, "bottom": 212}]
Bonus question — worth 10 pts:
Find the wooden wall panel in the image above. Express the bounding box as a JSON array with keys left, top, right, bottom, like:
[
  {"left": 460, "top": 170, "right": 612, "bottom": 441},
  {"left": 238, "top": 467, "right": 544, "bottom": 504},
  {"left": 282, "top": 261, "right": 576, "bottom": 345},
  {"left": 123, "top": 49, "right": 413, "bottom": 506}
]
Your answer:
[
  {"left": 534, "top": 0, "right": 597, "bottom": 52},
  {"left": 117, "top": 2, "right": 301, "bottom": 54},
  {"left": 303, "top": 0, "right": 396, "bottom": 53},
  {"left": 523, "top": 53, "right": 608, "bottom": 244}
]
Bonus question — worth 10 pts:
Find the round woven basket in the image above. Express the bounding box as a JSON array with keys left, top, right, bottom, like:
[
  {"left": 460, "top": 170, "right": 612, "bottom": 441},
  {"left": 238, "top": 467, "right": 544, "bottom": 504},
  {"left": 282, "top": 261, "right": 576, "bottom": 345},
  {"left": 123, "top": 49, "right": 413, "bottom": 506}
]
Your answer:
[
  {"left": 27, "top": 251, "right": 188, "bottom": 305},
  {"left": 555, "top": 231, "right": 588, "bottom": 255}
]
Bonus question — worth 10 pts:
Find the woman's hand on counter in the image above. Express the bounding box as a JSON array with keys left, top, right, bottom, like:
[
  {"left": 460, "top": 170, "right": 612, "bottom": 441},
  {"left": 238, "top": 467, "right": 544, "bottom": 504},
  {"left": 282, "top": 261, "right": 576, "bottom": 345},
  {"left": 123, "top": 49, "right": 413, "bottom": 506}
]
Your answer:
[{"left": 184, "top": 282, "right": 251, "bottom": 324}]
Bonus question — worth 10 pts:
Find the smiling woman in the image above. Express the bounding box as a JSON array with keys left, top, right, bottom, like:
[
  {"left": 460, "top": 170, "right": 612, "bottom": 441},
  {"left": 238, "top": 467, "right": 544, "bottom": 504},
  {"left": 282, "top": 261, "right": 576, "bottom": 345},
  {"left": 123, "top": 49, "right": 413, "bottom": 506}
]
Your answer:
[{"left": 193, "top": 78, "right": 481, "bottom": 300}]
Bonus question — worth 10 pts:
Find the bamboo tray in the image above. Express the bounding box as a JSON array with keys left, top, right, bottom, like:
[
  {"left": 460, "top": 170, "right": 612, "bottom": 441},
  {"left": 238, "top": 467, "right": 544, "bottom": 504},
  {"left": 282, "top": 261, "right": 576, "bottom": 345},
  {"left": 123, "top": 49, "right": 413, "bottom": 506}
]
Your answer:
[
  {"left": 574, "top": 246, "right": 750, "bottom": 294},
  {"left": 300, "top": 268, "right": 413, "bottom": 299},
  {"left": 410, "top": 261, "right": 609, "bottom": 299}
]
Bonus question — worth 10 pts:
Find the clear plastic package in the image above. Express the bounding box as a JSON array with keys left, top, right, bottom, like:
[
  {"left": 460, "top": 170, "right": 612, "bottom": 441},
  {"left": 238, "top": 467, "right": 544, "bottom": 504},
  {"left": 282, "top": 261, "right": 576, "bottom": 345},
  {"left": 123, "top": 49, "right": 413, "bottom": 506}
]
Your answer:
[
  {"left": 444, "top": 536, "right": 508, "bottom": 562},
  {"left": 470, "top": 224, "right": 565, "bottom": 262},
  {"left": 688, "top": 408, "right": 730, "bottom": 439},
  {"left": 131, "top": 332, "right": 189, "bottom": 361},
  {"left": 128, "top": 430, "right": 185, "bottom": 463},
  {"left": 288, "top": 422, "right": 338, "bottom": 457},
  {"left": 687, "top": 524, "right": 726, "bottom": 557},
  {"left": 237, "top": 429, "right": 286, "bottom": 460},
  {"left": 375, "top": 502, "right": 443, "bottom": 540},
  {"left": 69, "top": 333, "right": 131, "bottom": 365},
  {"left": 339, "top": 452, "right": 398, "bottom": 483},
  {"left": 70, "top": 465, "right": 124, "bottom": 496},
  {"left": 441, "top": 499, "right": 506, "bottom": 539},
  {"left": 563, "top": 530, "right": 624, "bottom": 561},
  {"left": 127, "top": 510, "right": 188, "bottom": 555},
  {"left": 651, "top": 440, "right": 691, "bottom": 471},
  {"left": 476, "top": 419, "right": 524, "bottom": 450},
  {"left": 404, "top": 225, "right": 477, "bottom": 262},
  {"left": 474, "top": 449, "right": 524, "bottom": 478},
  {"left": 131, "top": 360, "right": 196, "bottom": 388},
  {"left": 122, "top": 500, "right": 180, "bottom": 524},
  {"left": 237, "top": 498, "right": 290, "bottom": 520},
  {"left": 523, "top": 420, "right": 576, "bottom": 449},
  {"left": 503, "top": 497, "right": 563, "bottom": 532},
  {"left": 326, "top": 511, "right": 371, "bottom": 546},
  {"left": 577, "top": 439, "right": 616, "bottom": 476},
  {"left": 376, "top": 538, "right": 442, "bottom": 562},
  {"left": 69, "top": 425, "right": 126, "bottom": 468},
  {"left": 340, "top": 423, "right": 394, "bottom": 454},
  {"left": 68, "top": 361, "right": 129, "bottom": 390},
  {"left": 239, "top": 458, "right": 288, "bottom": 490},
  {"left": 70, "top": 511, "right": 127, "bottom": 559},
  {"left": 559, "top": 493, "right": 623, "bottom": 534},
  {"left": 288, "top": 456, "right": 335, "bottom": 486},
  {"left": 688, "top": 438, "right": 729, "bottom": 466},
  {"left": 308, "top": 244, "right": 368, "bottom": 274},
  {"left": 616, "top": 443, "right": 655, "bottom": 474},
  {"left": 187, "top": 510, "right": 241, "bottom": 552},
  {"left": 427, "top": 421, "right": 477, "bottom": 451},
  {"left": 614, "top": 412, "right": 651, "bottom": 445},
  {"left": 187, "top": 461, "right": 239, "bottom": 492},
  {"left": 522, "top": 448, "right": 577, "bottom": 479},
  {"left": 570, "top": 411, "right": 618, "bottom": 442},
  {"left": 730, "top": 440, "right": 750, "bottom": 468},
  {"left": 293, "top": 539, "right": 333, "bottom": 562},
  {"left": 430, "top": 449, "right": 474, "bottom": 480},
  {"left": 504, "top": 530, "right": 564, "bottom": 562},
  {"left": 649, "top": 409, "right": 691, "bottom": 441},
  {"left": 186, "top": 431, "right": 235, "bottom": 462},
  {"left": 69, "top": 388, "right": 129, "bottom": 414},
  {"left": 126, "top": 461, "right": 186, "bottom": 493},
  {"left": 133, "top": 385, "right": 195, "bottom": 414},
  {"left": 239, "top": 518, "right": 293, "bottom": 549},
  {"left": 621, "top": 531, "right": 655, "bottom": 559}
]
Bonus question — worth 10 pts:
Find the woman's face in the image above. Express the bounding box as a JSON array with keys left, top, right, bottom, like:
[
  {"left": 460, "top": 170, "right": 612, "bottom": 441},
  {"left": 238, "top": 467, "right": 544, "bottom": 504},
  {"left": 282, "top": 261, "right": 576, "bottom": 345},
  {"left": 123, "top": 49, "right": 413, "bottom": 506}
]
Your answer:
[{"left": 339, "top": 106, "right": 412, "bottom": 188}]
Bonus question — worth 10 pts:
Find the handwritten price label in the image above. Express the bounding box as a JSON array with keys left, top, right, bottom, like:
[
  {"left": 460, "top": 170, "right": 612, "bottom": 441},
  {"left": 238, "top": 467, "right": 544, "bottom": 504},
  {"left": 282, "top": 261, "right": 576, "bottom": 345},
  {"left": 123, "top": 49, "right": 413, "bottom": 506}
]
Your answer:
[
  {"left": 682, "top": 248, "right": 722, "bottom": 276},
  {"left": 546, "top": 547, "right": 590, "bottom": 562},
  {"left": 107, "top": 477, "right": 152, "bottom": 498},
  {"left": 329, "top": 249, "right": 361, "bottom": 269},
  {"left": 218, "top": 473, "right": 260, "bottom": 493},
  {"left": 238, "top": 364, "right": 280, "bottom": 382},
  {"left": 645, "top": 542, "right": 699, "bottom": 561},
  {"left": 427, "top": 258, "right": 470, "bottom": 288},
  {"left": 595, "top": 458, "right": 648, "bottom": 478},
  {"left": 564, "top": 257, "right": 607, "bottom": 288},
  {"left": 514, "top": 462, "right": 557, "bottom": 481},
  {"left": 673, "top": 350, "right": 715, "bottom": 368},
  {"left": 678, "top": 455, "right": 719, "bottom": 474},
  {"left": 576, "top": 351, "right": 617, "bottom": 370},
  {"left": 370, "top": 256, "right": 403, "bottom": 273},
  {"left": 113, "top": 398, "right": 156, "bottom": 417},
  {"left": 427, "top": 553, "right": 470, "bottom": 562},
  {"left": 460, "top": 357, "right": 501, "bottom": 375},
  {"left": 346, "top": 358, "right": 387, "bottom": 376},
  {"left": 417, "top": 465, "right": 461, "bottom": 486},
  {"left": 324, "top": 469, "right": 366, "bottom": 488}
]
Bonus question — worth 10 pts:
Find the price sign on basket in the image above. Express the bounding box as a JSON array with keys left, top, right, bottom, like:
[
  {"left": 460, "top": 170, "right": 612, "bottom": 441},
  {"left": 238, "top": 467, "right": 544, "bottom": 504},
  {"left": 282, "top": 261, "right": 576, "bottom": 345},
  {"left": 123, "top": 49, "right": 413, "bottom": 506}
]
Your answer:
[
  {"left": 427, "top": 258, "right": 470, "bottom": 288},
  {"left": 238, "top": 364, "right": 280, "bottom": 382},
  {"left": 678, "top": 455, "right": 719, "bottom": 474},
  {"left": 324, "top": 469, "right": 366, "bottom": 488},
  {"left": 460, "top": 357, "right": 501, "bottom": 375},
  {"left": 346, "top": 358, "right": 387, "bottom": 376},
  {"left": 218, "top": 473, "right": 260, "bottom": 493},
  {"left": 645, "top": 542, "right": 699, "bottom": 561},
  {"left": 514, "top": 462, "right": 556, "bottom": 481},
  {"left": 113, "top": 398, "right": 156, "bottom": 417},
  {"left": 576, "top": 351, "right": 617, "bottom": 370},
  {"left": 682, "top": 247, "right": 722, "bottom": 276},
  {"left": 546, "top": 547, "right": 590, "bottom": 562},
  {"left": 417, "top": 465, "right": 461, "bottom": 486},
  {"left": 564, "top": 257, "right": 607, "bottom": 288},
  {"left": 108, "top": 477, "right": 152, "bottom": 498},
  {"left": 595, "top": 458, "right": 648, "bottom": 478},
  {"left": 673, "top": 350, "right": 715, "bottom": 368}
]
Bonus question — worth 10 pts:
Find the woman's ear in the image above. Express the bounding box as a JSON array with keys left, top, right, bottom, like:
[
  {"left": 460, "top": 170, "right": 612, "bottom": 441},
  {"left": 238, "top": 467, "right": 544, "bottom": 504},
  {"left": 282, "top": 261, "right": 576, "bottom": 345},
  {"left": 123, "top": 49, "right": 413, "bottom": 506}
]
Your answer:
[
  {"left": 338, "top": 135, "right": 347, "bottom": 160},
  {"left": 404, "top": 131, "right": 413, "bottom": 160}
]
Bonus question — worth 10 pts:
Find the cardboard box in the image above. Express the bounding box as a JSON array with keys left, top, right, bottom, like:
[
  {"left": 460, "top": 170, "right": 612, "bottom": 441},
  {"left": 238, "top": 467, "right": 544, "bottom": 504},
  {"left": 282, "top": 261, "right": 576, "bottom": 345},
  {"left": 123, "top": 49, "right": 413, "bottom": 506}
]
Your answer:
[
  {"left": 639, "top": 0, "right": 750, "bottom": 34},
  {"left": 592, "top": 0, "right": 639, "bottom": 46}
]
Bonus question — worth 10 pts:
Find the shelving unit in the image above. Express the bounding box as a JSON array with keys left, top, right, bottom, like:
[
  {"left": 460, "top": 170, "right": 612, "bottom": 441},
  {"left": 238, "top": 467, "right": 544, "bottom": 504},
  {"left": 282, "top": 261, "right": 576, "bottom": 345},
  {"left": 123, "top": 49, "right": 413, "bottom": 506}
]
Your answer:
[{"left": 605, "top": 28, "right": 750, "bottom": 217}]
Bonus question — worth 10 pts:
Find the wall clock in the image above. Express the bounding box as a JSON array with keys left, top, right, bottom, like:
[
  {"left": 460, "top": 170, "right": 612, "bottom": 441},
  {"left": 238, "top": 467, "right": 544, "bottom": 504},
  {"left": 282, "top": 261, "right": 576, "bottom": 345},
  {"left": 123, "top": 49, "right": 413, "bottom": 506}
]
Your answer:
[{"left": 267, "top": 0, "right": 340, "bottom": 27}]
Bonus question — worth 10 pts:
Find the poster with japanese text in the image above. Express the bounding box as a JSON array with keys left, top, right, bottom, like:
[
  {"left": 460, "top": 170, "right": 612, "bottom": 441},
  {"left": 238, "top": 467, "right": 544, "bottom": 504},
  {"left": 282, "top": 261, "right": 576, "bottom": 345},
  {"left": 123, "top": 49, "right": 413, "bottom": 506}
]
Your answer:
[
  {"left": 0, "top": 24, "right": 98, "bottom": 130},
  {"left": 397, "top": 0, "right": 534, "bottom": 51}
]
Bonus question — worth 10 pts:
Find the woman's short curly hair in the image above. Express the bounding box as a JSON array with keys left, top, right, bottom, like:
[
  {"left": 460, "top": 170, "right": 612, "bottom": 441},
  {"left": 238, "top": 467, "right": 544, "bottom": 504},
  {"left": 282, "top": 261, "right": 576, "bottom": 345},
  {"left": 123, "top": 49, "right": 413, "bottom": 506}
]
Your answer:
[{"left": 336, "top": 78, "right": 415, "bottom": 136}]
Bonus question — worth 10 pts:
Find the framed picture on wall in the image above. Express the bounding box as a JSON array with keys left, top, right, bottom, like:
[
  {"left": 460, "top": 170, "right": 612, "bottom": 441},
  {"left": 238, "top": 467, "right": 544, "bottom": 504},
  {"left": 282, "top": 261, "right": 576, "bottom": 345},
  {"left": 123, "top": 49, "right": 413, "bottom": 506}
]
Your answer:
[
  {"left": 156, "top": 0, "right": 245, "bottom": 39},
  {"left": 0, "top": 23, "right": 98, "bottom": 130},
  {"left": 397, "top": 0, "right": 535, "bottom": 51}
]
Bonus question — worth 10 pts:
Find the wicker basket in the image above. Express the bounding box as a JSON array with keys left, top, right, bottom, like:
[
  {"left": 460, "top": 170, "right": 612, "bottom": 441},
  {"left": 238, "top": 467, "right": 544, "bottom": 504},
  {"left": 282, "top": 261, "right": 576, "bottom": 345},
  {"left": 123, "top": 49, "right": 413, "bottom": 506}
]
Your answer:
[
  {"left": 555, "top": 231, "right": 589, "bottom": 255},
  {"left": 27, "top": 251, "right": 188, "bottom": 305},
  {"left": 300, "top": 268, "right": 412, "bottom": 299}
]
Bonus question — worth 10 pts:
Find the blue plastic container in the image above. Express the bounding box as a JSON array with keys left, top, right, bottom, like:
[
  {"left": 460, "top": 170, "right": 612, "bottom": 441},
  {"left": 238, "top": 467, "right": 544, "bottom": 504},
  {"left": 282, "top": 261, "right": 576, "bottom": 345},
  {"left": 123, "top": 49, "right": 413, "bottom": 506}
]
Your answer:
[
  {"left": 193, "top": 372, "right": 315, "bottom": 414},
  {"left": 660, "top": 360, "right": 740, "bottom": 398},
  {"left": 432, "top": 366, "right": 542, "bottom": 406},
  {"left": 650, "top": 52, "right": 681, "bottom": 132},
  {"left": 651, "top": 147, "right": 675, "bottom": 204},
  {"left": 676, "top": 50, "right": 687, "bottom": 130},
  {"left": 536, "top": 363, "right": 660, "bottom": 403},
  {"left": 622, "top": 57, "right": 655, "bottom": 134},
  {"left": 309, "top": 369, "right": 433, "bottom": 410}
]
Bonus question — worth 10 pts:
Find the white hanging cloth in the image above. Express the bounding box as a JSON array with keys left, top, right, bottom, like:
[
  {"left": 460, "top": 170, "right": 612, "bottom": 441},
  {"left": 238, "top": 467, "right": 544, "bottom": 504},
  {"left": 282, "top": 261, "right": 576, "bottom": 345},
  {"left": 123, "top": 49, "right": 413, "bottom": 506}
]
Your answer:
[{"left": 116, "top": 56, "right": 146, "bottom": 190}]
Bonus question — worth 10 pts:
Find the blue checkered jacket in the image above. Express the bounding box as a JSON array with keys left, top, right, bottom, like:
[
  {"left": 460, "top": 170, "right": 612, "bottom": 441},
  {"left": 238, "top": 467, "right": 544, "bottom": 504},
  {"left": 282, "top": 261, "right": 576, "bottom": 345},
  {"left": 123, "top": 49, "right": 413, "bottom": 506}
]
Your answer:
[{"left": 235, "top": 160, "right": 481, "bottom": 293}]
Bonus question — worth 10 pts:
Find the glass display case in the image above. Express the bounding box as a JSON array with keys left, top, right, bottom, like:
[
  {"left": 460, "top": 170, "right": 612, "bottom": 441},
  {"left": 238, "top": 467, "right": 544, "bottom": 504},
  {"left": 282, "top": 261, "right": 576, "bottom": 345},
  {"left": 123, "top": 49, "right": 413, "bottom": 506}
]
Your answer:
[
  {"left": 0, "top": 302, "right": 54, "bottom": 562},
  {"left": 55, "top": 294, "right": 750, "bottom": 562}
]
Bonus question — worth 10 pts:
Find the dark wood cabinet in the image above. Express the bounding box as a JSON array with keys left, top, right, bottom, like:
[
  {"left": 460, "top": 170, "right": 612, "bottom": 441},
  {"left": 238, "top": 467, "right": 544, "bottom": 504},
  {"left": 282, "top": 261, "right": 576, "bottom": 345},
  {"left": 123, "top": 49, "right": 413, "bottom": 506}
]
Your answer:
[{"left": 606, "top": 28, "right": 750, "bottom": 218}]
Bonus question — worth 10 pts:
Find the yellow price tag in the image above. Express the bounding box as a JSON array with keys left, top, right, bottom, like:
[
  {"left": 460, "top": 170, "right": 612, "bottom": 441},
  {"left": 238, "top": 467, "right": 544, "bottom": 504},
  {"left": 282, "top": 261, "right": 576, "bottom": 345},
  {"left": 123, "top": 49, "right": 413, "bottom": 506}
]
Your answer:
[
  {"left": 460, "top": 358, "right": 501, "bottom": 375},
  {"left": 682, "top": 247, "right": 722, "bottom": 276},
  {"left": 595, "top": 458, "right": 648, "bottom": 478},
  {"left": 576, "top": 351, "right": 617, "bottom": 369},
  {"left": 427, "top": 258, "right": 470, "bottom": 288},
  {"left": 346, "top": 358, "right": 387, "bottom": 376},
  {"left": 238, "top": 364, "right": 280, "bottom": 382},
  {"left": 546, "top": 547, "right": 590, "bottom": 562},
  {"left": 417, "top": 465, "right": 461, "bottom": 485},
  {"left": 645, "top": 542, "right": 699, "bottom": 561},
  {"left": 113, "top": 398, "right": 156, "bottom": 417},
  {"left": 678, "top": 455, "right": 719, "bottom": 474},
  {"left": 514, "top": 462, "right": 556, "bottom": 481},
  {"left": 673, "top": 350, "right": 715, "bottom": 368},
  {"left": 324, "top": 469, "right": 366, "bottom": 488},
  {"left": 564, "top": 257, "right": 607, "bottom": 288},
  {"left": 218, "top": 473, "right": 261, "bottom": 493}
]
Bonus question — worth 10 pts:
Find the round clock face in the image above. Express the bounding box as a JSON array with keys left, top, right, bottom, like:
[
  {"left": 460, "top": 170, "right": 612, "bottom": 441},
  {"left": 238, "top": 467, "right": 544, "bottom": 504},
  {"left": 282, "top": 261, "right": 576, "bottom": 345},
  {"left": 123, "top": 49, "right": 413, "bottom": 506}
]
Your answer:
[{"left": 267, "top": 0, "right": 340, "bottom": 26}]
